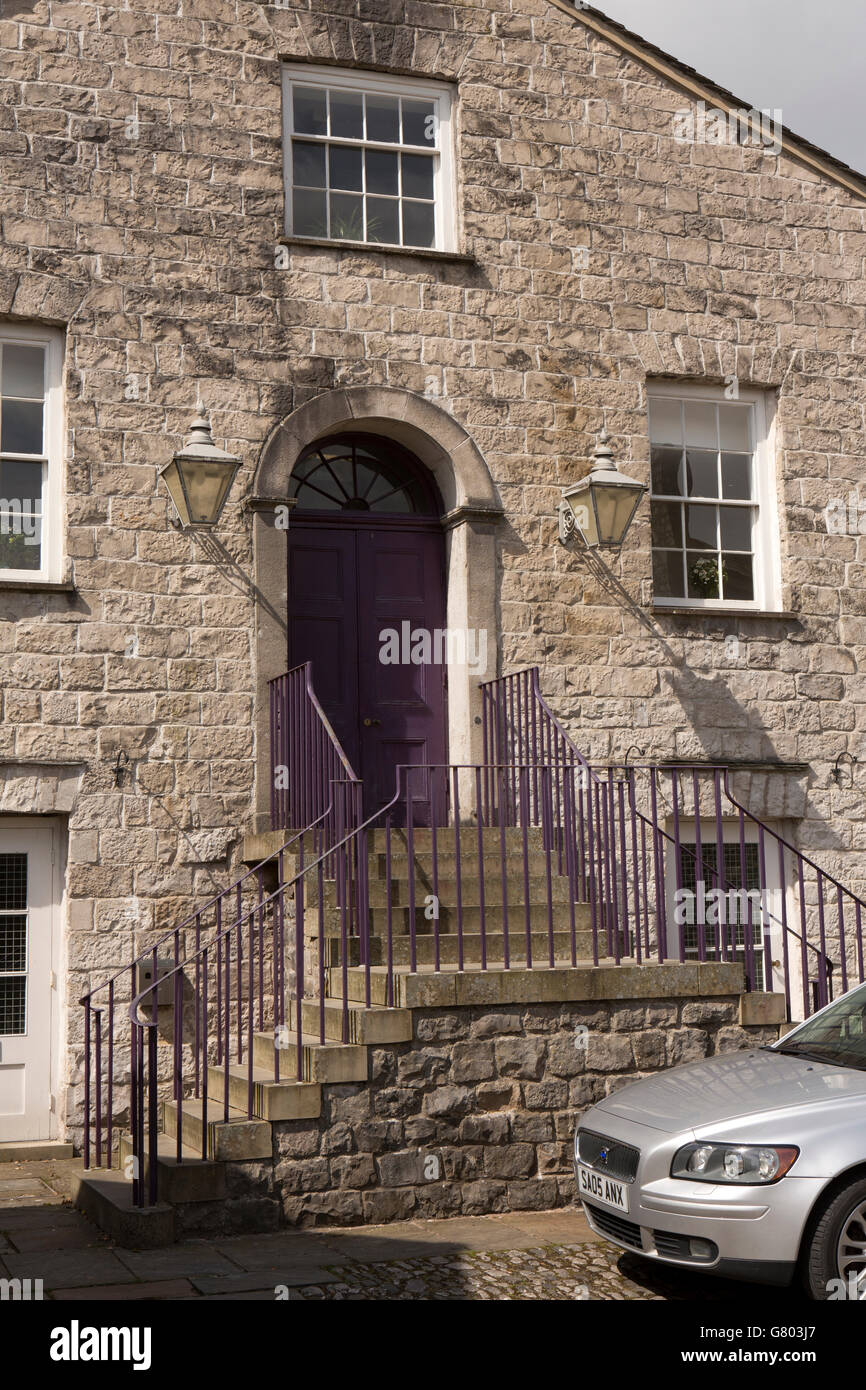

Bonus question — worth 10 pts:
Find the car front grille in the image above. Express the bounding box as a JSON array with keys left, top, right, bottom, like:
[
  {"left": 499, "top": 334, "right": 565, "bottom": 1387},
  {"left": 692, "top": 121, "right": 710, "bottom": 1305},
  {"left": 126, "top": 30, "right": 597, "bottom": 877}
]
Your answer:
[
  {"left": 577, "top": 1128, "right": 640, "bottom": 1183},
  {"left": 583, "top": 1202, "right": 644, "bottom": 1251}
]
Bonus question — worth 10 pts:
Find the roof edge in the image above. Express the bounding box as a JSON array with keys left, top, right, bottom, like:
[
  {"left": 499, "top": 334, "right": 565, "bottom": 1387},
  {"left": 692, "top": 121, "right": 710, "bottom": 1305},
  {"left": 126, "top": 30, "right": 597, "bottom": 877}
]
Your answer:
[{"left": 546, "top": 0, "right": 866, "bottom": 201}]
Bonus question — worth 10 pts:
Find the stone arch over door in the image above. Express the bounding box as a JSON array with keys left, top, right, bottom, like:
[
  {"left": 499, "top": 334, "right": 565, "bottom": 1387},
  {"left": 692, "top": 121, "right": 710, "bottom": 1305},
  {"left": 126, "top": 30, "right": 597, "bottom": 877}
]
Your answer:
[{"left": 249, "top": 387, "right": 503, "bottom": 831}]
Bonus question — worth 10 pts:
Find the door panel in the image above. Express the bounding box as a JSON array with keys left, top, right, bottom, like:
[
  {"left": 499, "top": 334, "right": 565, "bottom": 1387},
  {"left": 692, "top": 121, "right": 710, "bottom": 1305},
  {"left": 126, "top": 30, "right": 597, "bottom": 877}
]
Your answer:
[
  {"left": 287, "top": 530, "right": 361, "bottom": 775},
  {"left": 357, "top": 528, "right": 447, "bottom": 816},
  {"left": 287, "top": 521, "right": 447, "bottom": 821},
  {"left": 0, "top": 826, "right": 55, "bottom": 1142}
]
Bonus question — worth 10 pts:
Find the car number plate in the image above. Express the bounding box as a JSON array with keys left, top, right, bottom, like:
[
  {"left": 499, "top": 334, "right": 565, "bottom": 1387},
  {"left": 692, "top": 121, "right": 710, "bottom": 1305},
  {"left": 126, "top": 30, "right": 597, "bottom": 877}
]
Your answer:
[{"left": 577, "top": 1162, "right": 630, "bottom": 1213}]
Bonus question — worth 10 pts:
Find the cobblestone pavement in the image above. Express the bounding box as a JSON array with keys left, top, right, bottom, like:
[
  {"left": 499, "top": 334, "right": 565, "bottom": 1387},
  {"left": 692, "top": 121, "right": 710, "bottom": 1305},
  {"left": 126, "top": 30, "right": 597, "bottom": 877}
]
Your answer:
[
  {"left": 0, "top": 1160, "right": 807, "bottom": 1302},
  {"left": 286, "top": 1243, "right": 806, "bottom": 1302}
]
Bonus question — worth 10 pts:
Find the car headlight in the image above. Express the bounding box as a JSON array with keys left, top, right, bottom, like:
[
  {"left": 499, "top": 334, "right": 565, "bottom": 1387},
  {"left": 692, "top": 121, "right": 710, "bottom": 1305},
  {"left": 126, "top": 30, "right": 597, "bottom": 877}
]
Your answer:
[{"left": 671, "top": 1143, "right": 799, "bottom": 1184}]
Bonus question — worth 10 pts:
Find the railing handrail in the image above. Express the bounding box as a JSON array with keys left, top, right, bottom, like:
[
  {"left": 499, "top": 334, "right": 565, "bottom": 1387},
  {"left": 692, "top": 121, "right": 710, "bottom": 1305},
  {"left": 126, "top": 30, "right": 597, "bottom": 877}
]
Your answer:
[
  {"left": 128, "top": 777, "right": 397, "bottom": 1030},
  {"left": 126, "top": 755, "right": 589, "bottom": 1028},
  {"left": 84, "top": 662, "right": 358, "bottom": 1013},
  {"left": 270, "top": 662, "right": 360, "bottom": 783},
  {"left": 79, "top": 822, "right": 311, "bottom": 1011},
  {"left": 488, "top": 668, "right": 848, "bottom": 985}
]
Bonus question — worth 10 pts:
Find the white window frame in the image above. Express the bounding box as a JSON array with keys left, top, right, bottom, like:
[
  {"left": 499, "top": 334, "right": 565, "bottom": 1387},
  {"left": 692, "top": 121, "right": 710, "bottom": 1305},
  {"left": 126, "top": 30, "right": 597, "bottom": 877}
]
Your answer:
[
  {"left": 647, "top": 380, "right": 781, "bottom": 612},
  {"left": 0, "top": 324, "right": 65, "bottom": 585},
  {"left": 281, "top": 64, "right": 457, "bottom": 253}
]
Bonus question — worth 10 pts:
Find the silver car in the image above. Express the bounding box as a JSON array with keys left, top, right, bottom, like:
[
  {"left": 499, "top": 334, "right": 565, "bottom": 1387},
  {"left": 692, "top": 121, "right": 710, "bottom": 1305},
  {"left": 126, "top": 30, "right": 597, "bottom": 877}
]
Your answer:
[{"left": 575, "top": 981, "right": 866, "bottom": 1299}]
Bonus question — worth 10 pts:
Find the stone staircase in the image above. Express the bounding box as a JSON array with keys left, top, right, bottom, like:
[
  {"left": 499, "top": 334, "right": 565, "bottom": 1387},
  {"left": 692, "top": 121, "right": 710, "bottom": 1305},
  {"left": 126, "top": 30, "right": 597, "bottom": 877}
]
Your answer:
[{"left": 75, "top": 824, "right": 636, "bottom": 1244}]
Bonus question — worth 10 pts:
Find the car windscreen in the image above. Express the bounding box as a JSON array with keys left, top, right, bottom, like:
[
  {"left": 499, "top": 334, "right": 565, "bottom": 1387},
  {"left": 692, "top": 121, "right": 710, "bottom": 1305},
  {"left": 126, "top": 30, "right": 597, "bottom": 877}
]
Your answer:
[{"left": 774, "top": 982, "right": 866, "bottom": 1070}]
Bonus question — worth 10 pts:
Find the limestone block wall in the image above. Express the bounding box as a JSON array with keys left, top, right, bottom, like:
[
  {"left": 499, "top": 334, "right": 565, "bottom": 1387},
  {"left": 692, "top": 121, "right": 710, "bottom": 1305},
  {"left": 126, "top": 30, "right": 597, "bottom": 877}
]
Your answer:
[
  {"left": 0, "top": 0, "right": 865, "bottom": 1133},
  {"left": 172, "top": 994, "right": 779, "bottom": 1235}
]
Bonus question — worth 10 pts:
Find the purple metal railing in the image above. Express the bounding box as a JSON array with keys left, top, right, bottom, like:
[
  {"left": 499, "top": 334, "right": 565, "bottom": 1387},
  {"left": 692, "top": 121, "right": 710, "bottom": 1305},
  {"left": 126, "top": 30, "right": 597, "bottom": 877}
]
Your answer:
[
  {"left": 269, "top": 662, "right": 360, "bottom": 836},
  {"left": 84, "top": 662, "right": 866, "bottom": 1205},
  {"left": 482, "top": 668, "right": 865, "bottom": 1019},
  {"left": 81, "top": 662, "right": 361, "bottom": 1188}
]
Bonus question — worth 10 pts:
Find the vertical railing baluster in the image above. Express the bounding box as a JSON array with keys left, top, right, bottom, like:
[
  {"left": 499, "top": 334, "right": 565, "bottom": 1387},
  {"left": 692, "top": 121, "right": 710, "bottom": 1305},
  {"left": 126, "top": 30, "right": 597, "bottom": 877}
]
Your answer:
[
  {"left": 475, "top": 766, "right": 487, "bottom": 971},
  {"left": 95, "top": 1009, "right": 102, "bottom": 1169},
  {"left": 201, "top": 947, "right": 208, "bottom": 1161},
  {"left": 453, "top": 766, "right": 464, "bottom": 972}
]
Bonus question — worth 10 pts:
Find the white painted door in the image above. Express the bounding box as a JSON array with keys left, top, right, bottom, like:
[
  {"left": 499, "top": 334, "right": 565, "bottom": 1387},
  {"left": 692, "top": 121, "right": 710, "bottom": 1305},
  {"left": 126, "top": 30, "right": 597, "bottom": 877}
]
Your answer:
[{"left": 0, "top": 825, "right": 57, "bottom": 1142}]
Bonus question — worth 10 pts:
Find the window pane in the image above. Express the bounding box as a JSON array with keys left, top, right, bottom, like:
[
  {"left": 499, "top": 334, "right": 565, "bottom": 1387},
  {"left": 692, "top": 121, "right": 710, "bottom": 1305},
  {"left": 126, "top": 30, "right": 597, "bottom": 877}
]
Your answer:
[
  {"left": 648, "top": 397, "right": 682, "bottom": 445},
  {"left": 652, "top": 548, "right": 685, "bottom": 598},
  {"left": 685, "top": 449, "right": 718, "bottom": 498},
  {"left": 402, "top": 99, "right": 436, "bottom": 147},
  {"left": 402, "top": 200, "right": 435, "bottom": 248},
  {"left": 683, "top": 401, "right": 717, "bottom": 448},
  {"left": 373, "top": 487, "right": 412, "bottom": 513},
  {"left": 329, "top": 192, "right": 364, "bottom": 241},
  {"left": 292, "top": 188, "right": 327, "bottom": 237},
  {"left": 401, "top": 153, "right": 434, "bottom": 200},
  {"left": 719, "top": 405, "right": 751, "bottom": 452},
  {"left": 293, "top": 86, "right": 327, "bottom": 135},
  {"left": 0, "top": 515, "right": 41, "bottom": 570},
  {"left": 0, "top": 976, "right": 26, "bottom": 1035},
  {"left": 650, "top": 500, "right": 682, "bottom": 548},
  {"left": 365, "top": 148, "right": 398, "bottom": 196},
  {"left": 366, "top": 93, "right": 399, "bottom": 143},
  {"left": 0, "top": 854, "right": 27, "bottom": 911},
  {"left": 685, "top": 504, "right": 717, "bottom": 550},
  {"left": 330, "top": 89, "right": 363, "bottom": 140},
  {"left": 1, "top": 398, "right": 43, "bottom": 454},
  {"left": 687, "top": 553, "right": 721, "bottom": 599},
  {"left": 721, "top": 453, "right": 752, "bottom": 500},
  {"left": 292, "top": 140, "right": 326, "bottom": 188},
  {"left": 650, "top": 446, "right": 684, "bottom": 496},
  {"left": 0, "top": 915, "right": 26, "bottom": 973},
  {"left": 0, "top": 459, "right": 43, "bottom": 512},
  {"left": 719, "top": 505, "right": 752, "bottom": 551},
  {"left": 329, "top": 144, "right": 362, "bottom": 191},
  {"left": 366, "top": 196, "right": 400, "bottom": 245},
  {"left": 722, "top": 553, "right": 754, "bottom": 602},
  {"left": 2, "top": 345, "right": 44, "bottom": 399}
]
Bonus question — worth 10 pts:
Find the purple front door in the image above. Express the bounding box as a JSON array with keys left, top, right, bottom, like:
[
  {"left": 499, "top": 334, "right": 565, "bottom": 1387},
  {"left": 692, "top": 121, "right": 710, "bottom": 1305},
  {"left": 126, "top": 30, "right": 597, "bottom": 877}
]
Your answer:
[{"left": 288, "top": 516, "right": 447, "bottom": 819}]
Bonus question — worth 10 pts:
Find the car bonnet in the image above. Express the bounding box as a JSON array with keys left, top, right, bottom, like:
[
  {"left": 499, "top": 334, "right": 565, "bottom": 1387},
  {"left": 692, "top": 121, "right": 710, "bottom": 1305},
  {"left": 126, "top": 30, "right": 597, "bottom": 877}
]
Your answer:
[{"left": 591, "top": 1047, "right": 866, "bottom": 1134}]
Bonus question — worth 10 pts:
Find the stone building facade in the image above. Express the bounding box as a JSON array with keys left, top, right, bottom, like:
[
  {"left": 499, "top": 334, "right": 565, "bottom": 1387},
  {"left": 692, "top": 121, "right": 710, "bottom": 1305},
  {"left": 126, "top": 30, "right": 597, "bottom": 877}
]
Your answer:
[{"left": 1, "top": 0, "right": 865, "bottom": 1167}]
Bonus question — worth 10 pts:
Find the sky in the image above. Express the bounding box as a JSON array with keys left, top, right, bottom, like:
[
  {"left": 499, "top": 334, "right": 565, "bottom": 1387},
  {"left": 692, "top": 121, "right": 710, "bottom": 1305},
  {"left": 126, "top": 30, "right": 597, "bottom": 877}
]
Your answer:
[{"left": 593, "top": 0, "right": 865, "bottom": 173}]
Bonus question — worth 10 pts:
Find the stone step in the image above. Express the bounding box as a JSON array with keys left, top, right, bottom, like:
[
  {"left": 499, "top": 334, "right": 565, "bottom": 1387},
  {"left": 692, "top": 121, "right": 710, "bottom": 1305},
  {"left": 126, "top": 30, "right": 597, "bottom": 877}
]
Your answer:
[
  {"left": 286, "top": 996, "right": 412, "bottom": 1045},
  {"left": 335, "top": 959, "right": 745, "bottom": 1009},
  {"left": 311, "top": 872, "right": 574, "bottom": 909},
  {"left": 206, "top": 1063, "right": 321, "bottom": 1122},
  {"left": 118, "top": 1130, "right": 226, "bottom": 1204},
  {"left": 71, "top": 1166, "right": 175, "bottom": 1250},
  {"left": 251, "top": 1028, "right": 368, "bottom": 1083},
  {"left": 324, "top": 927, "right": 607, "bottom": 968},
  {"left": 317, "top": 900, "right": 584, "bottom": 936},
  {"left": 161, "top": 1097, "right": 272, "bottom": 1162},
  {"left": 367, "top": 826, "right": 549, "bottom": 852}
]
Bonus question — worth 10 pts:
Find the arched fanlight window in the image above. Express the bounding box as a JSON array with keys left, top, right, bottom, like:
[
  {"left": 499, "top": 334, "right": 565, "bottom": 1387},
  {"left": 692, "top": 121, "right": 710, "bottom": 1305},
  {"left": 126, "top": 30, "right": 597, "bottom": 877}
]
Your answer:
[{"left": 290, "top": 435, "right": 439, "bottom": 514}]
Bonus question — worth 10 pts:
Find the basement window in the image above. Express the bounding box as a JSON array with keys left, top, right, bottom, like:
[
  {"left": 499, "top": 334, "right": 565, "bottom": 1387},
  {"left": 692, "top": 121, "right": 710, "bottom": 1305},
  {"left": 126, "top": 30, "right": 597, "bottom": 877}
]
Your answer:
[{"left": 282, "top": 65, "right": 456, "bottom": 252}]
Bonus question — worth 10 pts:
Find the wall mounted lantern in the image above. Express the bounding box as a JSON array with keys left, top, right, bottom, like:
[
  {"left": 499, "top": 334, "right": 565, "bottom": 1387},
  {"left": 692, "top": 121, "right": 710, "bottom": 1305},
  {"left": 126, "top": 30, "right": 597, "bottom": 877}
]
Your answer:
[
  {"left": 558, "top": 430, "right": 647, "bottom": 549},
  {"left": 159, "top": 414, "right": 240, "bottom": 528}
]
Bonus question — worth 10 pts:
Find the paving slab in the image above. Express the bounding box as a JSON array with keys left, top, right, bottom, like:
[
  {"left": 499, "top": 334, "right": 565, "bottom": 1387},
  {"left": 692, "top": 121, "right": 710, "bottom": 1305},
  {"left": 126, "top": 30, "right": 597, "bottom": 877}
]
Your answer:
[
  {"left": 51, "top": 1279, "right": 197, "bottom": 1301},
  {"left": 0, "top": 1178, "right": 61, "bottom": 1207},
  {"left": 0, "top": 1206, "right": 90, "bottom": 1233},
  {"left": 114, "top": 1244, "right": 245, "bottom": 1282},
  {"left": 5, "top": 1224, "right": 107, "bottom": 1253},
  {"left": 2, "top": 1247, "right": 139, "bottom": 1290},
  {"left": 211, "top": 1231, "right": 342, "bottom": 1270}
]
